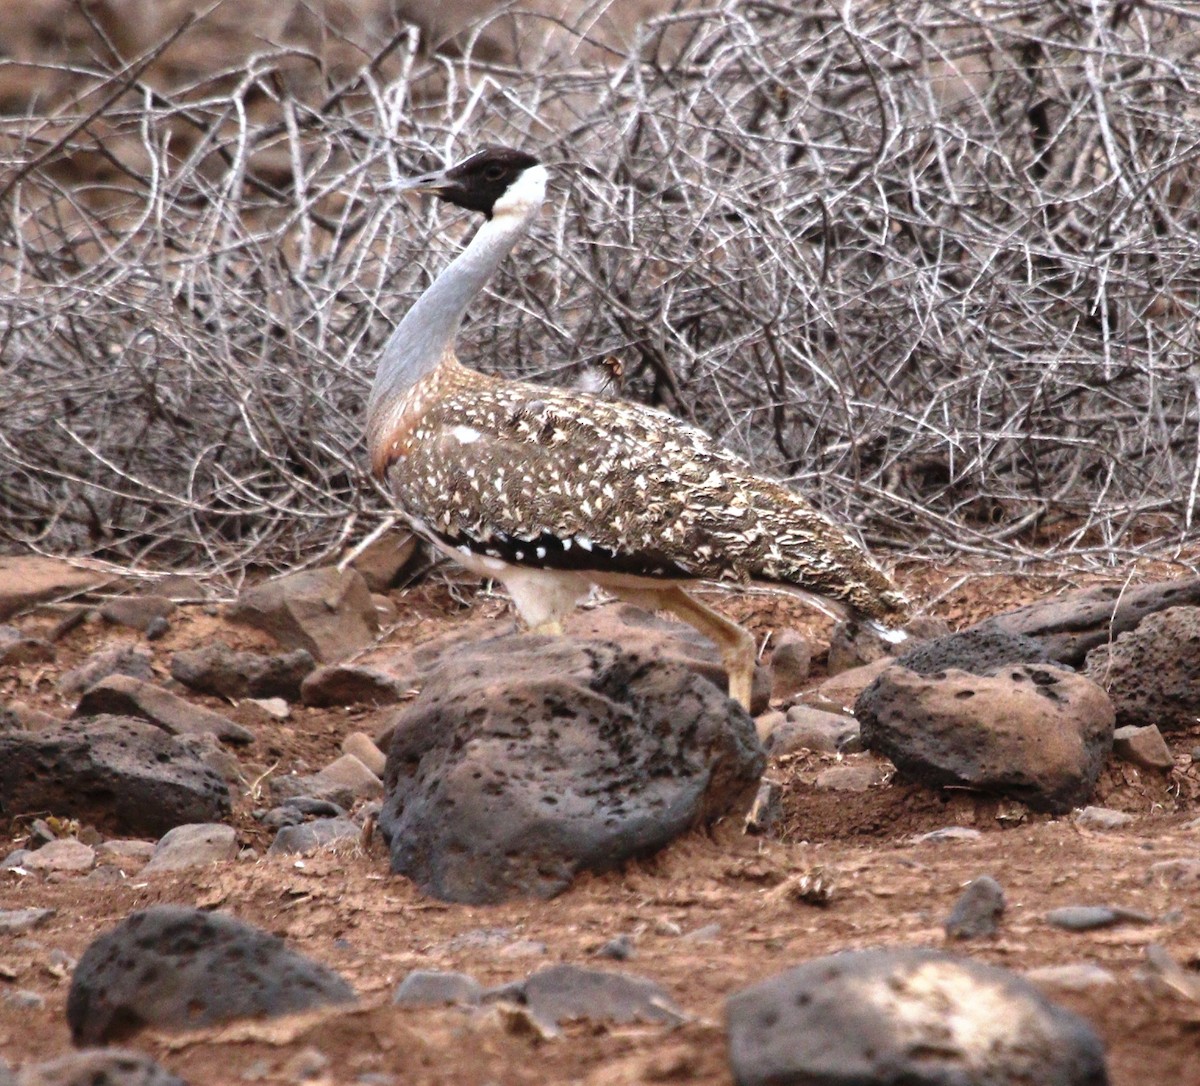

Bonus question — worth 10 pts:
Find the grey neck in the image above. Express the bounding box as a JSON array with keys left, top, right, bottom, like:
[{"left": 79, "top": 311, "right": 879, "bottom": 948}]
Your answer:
[{"left": 367, "top": 204, "right": 538, "bottom": 442}]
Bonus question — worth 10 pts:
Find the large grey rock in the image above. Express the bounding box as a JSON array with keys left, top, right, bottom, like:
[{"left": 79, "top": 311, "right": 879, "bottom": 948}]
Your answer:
[
  {"left": 0, "top": 716, "right": 231, "bottom": 836},
  {"left": 14, "top": 1049, "right": 186, "bottom": 1086},
  {"left": 1084, "top": 607, "right": 1200, "bottom": 732},
  {"left": 896, "top": 625, "right": 1059, "bottom": 676},
  {"left": 975, "top": 577, "right": 1200, "bottom": 666},
  {"left": 99, "top": 595, "right": 176, "bottom": 633},
  {"left": 856, "top": 664, "right": 1114, "bottom": 813},
  {"left": 725, "top": 948, "right": 1108, "bottom": 1086},
  {"left": 378, "top": 636, "right": 765, "bottom": 903},
  {"left": 74, "top": 676, "right": 253, "bottom": 744},
  {"left": 229, "top": 568, "right": 378, "bottom": 663},
  {"left": 67, "top": 906, "right": 356, "bottom": 1044},
  {"left": 267, "top": 817, "right": 359, "bottom": 855},
  {"left": 170, "top": 642, "right": 315, "bottom": 700},
  {"left": 0, "top": 556, "right": 111, "bottom": 621}
]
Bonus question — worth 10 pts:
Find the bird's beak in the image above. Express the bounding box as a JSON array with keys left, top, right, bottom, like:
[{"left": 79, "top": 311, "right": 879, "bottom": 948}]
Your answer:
[{"left": 382, "top": 168, "right": 453, "bottom": 196}]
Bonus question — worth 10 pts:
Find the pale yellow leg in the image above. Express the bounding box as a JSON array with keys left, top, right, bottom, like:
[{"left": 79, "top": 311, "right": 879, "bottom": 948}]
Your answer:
[
  {"left": 529, "top": 619, "right": 564, "bottom": 636},
  {"left": 616, "top": 585, "right": 756, "bottom": 712}
]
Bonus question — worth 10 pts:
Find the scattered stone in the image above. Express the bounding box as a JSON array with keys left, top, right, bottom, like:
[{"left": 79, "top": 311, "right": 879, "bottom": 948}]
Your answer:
[
  {"left": 275, "top": 754, "right": 382, "bottom": 805},
  {"left": 393, "top": 969, "right": 482, "bottom": 1008},
  {"left": 342, "top": 732, "right": 386, "bottom": 777},
  {"left": 27, "top": 819, "right": 56, "bottom": 848},
  {"left": 68, "top": 907, "right": 356, "bottom": 1044},
  {"left": 1075, "top": 806, "right": 1133, "bottom": 830},
  {"left": 896, "top": 625, "right": 1059, "bottom": 676},
  {"left": 170, "top": 642, "right": 315, "bottom": 700},
  {"left": 229, "top": 567, "right": 379, "bottom": 663},
  {"left": 94, "top": 840, "right": 156, "bottom": 870},
  {"left": 259, "top": 797, "right": 347, "bottom": 829},
  {"left": 0, "top": 908, "right": 54, "bottom": 935},
  {"left": 0, "top": 627, "right": 55, "bottom": 666},
  {"left": 144, "top": 617, "right": 171, "bottom": 641},
  {"left": 977, "top": 576, "right": 1200, "bottom": 666},
  {"left": 769, "top": 630, "right": 810, "bottom": 700},
  {"left": 743, "top": 779, "right": 782, "bottom": 836},
  {"left": 1026, "top": 963, "right": 1119, "bottom": 991},
  {"left": 507, "top": 964, "right": 684, "bottom": 1030},
  {"left": 1, "top": 849, "right": 30, "bottom": 869},
  {"left": 142, "top": 823, "right": 237, "bottom": 873},
  {"left": 300, "top": 663, "right": 413, "bottom": 708},
  {"left": 944, "top": 875, "right": 1005, "bottom": 939},
  {"left": 813, "top": 763, "right": 887, "bottom": 792},
  {"left": 0, "top": 716, "right": 231, "bottom": 836},
  {"left": 22, "top": 838, "right": 95, "bottom": 873},
  {"left": 74, "top": 675, "right": 253, "bottom": 745},
  {"left": 99, "top": 595, "right": 176, "bottom": 633},
  {"left": 14, "top": 1048, "right": 186, "bottom": 1086},
  {"left": 267, "top": 817, "right": 359, "bottom": 856},
  {"left": 1142, "top": 943, "right": 1200, "bottom": 1001},
  {"left": 378, "top": 637, "right": 764, "bottom": 903},
  {"left": 856, "top": 663, "right": 1114, "bottom": 813},
  {"left": 595, "top": 934, "right": 636, "bottom": 961},
  {"left": 770, "top": 706, "right": 860, "bottom": 755},
  {"left": 0, "top": 556, "right": 112, "bottom": 621},
  {"left": 246, "top": 697, "right": 289, "bottom": 719},
  {"left": 1146, "top": 858, "right": 1200, "bottom": 887},
  {"left": 58, "top": 645, "right": 154, "bottom": 697},
  {"left": 497, "top": 939, "right": 548, "bottom": 959},
  {"left": 912, "top": 826, "right": 982, "bottom": 843},
  {"left": 725, "top": 948, "right": 1107, "bottom": 1086},
  {"left": 800, "top": 657, "right": 894, "bottom": 712},
  {"left": 1111, "top": 724, "right": 1175, "bottom": 771},
  {"left": 4, "top": 990, "right": 44, "bottom": 1012},
  {"left": 0, "top": 701, "right": 61, "bottom": 731},
  {"left": 1045, "top": 905, "right": 1154, "bottom": 931},
  {"left": 347, "top": 532, "right": 418, "bottom": 592},
  {"left": 753, "top": 710, "right": 784, "bottom": 745},
  {"left": 1084, "top": 607, "right": 1200, "bottom": 731}
]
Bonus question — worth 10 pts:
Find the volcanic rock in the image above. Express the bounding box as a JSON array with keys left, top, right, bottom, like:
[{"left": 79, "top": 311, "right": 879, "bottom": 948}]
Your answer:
[
  {"left": 229, "top": 567, "right": 378, "bottom": 663},
  {"left": 68, "top": 907, "right": 355, "bottom": 1044},
  {"left": 975, "top": 576, "right": 1200, "bottom": 666},
  {"left": 74, "top": 676, "right": 253, "bottom": 744},
  {"left": 378, "top": 635, "right": 764, "bottom": 903},
  {"left": 170, "top": 642, "right": 315, "bottom": 700},
  {"left": 1084, "top": 607, "right": 1200, "bottom": 732},
  {"left": 0, "top": 716, "right": 231, "bottom": 836},
  {"left": 0, "top": 556, "right": 112, "bottom": 621},
  {"left": 856, "top": 664, "right": 1114, "bottom": 813},
  {"left": 725, "top": 948, "right": 1108, "bottom": 1086}
]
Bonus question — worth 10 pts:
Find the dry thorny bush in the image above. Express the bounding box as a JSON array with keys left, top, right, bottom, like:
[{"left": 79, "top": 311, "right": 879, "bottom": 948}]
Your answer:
[{"left": 1, "top": 0, "right": 1199, "bottom": 583}]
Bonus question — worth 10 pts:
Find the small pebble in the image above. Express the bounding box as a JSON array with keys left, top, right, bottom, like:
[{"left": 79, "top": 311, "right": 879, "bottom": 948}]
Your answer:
[
  {"left": 595, "top": 934, "right": 636, "bottom": 961},
  {"left": 1045, "top": 905, "right": 1154, "bottom": 931},
  {"left": 944, "top": 875, "right": 1005, "bottom": 939},
  {"left": 1025, "top": 963, "right": 1117, "bottom": 991},
  {"left": 1074, "top": 806, "right": 1133, "bottom": 830},
  {"left": 912, "top": 827, "right": 981, "bottom": 844}
]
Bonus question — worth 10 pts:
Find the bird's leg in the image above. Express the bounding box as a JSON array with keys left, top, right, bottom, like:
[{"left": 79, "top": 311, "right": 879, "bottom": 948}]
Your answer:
[
  {"left": 637, "top": 586, "right": 757, "bottom": 713},
  {"left": 529, "top": 619, "right": 564, "bottom": 636}
]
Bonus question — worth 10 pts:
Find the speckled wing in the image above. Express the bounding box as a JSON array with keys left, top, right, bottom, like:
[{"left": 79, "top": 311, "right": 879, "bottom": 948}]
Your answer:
[{"left": 385, "top": 377, "right": 905, "bottom": 622}]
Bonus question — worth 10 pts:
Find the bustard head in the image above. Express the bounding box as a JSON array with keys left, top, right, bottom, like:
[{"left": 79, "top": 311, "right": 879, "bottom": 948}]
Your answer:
[{"left": 394, "top": 146, "right": 545, "bottom": 220}]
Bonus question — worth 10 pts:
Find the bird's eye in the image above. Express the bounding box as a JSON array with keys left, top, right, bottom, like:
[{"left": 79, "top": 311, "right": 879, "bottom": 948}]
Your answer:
[{"left": 484, "top": 165, "right": 506, "bottom": 181}]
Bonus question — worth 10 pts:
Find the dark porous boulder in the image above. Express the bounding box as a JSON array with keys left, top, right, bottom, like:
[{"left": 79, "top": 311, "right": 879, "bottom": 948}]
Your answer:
[
  {"left": 67, "top": 906, "right": 356, "bottom": 1045},
  {"left": 896, "top": 625, "right": 1060, "bottom": 676},
  {"left": 856, "top": 664, "right": 1113, "bottom": 813},
  {"left": 229, "top": 568, "right": 378, "bottom": 664},
  {"left": 378, "top": 636, "right": 764, "bottom": 903},
  {"left": 973, "top": 576, "right": 1200, "bottom": 666},
  {"left": 0, "top": 716, "right": 231, "bottom": 836},
  {"left": 726, "top": 948, "right": 1108, "bottom": 1086},
  {"left": 1084, "top": 606, "right": 1200, "bottom": 732},
  {"left": 170, "top": 642, "right": 315, "bottom": 701}
]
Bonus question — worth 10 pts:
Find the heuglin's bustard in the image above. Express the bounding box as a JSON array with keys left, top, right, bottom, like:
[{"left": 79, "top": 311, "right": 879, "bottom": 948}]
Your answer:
[{"left": 367, "top": 147, "right": 910, "bottom": 710}]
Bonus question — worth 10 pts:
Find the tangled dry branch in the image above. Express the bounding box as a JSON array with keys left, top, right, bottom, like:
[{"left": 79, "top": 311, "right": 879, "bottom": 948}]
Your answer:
[{"left": 1, "top": 0, "right": 1199, "bottom": 580}]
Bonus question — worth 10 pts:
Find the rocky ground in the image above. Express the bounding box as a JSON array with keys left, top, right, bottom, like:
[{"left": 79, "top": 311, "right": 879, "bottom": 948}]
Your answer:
[{"left": 1, "top": 550, "right": 1200, "bottom": 1084}]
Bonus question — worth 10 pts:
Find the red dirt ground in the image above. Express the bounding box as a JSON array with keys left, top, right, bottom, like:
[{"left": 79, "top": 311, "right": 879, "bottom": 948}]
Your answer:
[{"left": 3, "top": 559, "right": 1200, "bottom": 1084}]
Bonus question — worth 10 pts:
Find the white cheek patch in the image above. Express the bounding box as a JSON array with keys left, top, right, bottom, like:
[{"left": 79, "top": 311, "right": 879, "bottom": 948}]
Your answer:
[{"left": 492, "top": 165, "right": 549, "bottom": 217}]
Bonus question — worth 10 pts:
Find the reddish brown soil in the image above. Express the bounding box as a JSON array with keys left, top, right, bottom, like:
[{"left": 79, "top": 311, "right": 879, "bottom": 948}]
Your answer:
[{"left": 3, "top": 561, "right": 1200, "bottom": 1084}]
